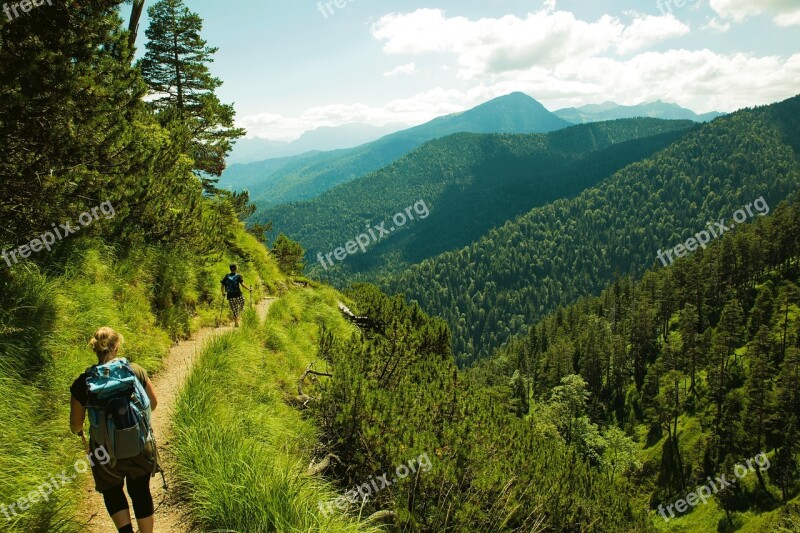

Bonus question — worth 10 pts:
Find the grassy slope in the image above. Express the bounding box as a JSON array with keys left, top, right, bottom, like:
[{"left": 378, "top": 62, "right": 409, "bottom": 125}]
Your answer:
[
  {"left": 172, "top": 286, "right": 378, "bottom": 532},
  {"left": 0, "top": 229, "right": 280, "bottom": 532}
]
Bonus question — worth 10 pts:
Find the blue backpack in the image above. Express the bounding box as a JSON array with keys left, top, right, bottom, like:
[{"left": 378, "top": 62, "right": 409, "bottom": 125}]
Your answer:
[{"left": 85, "top": 358, "right": 155, "bottom": 467}]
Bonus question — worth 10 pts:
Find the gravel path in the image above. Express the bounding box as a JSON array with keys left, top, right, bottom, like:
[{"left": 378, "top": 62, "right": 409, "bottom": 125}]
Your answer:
[{"left": 77, "top": 297, "right": 276, "bottom": 532}]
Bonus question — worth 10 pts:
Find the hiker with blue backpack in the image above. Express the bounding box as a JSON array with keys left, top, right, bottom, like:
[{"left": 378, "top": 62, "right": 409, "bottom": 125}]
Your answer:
[
  {"left": 221, "top": 264, "right": 252, "bottom": 327},
  {"left": 70, "top": 327, "right": 160, "bottom": 533}
]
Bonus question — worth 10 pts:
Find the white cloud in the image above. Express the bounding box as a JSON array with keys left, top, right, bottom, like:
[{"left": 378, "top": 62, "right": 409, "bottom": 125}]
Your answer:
[
  {"left": 384, "top": 62, "right": 418, "bottom": 77},
  {"left": 239, "top": 48, "right": 800, "bottom": 140},
  {"left": 709, "top": 0, "right": 800, "bottom": 26},
  {"left": 371, "top": 7, "right": 689, "bottom": 79},
  {"left": 495, "top": 50, "right": 800, "bottom": 114},
  {"left": 239, "top": 4, "right": 799, "bottom": 141},
  {"left": 238, "top": 88, "right": 474, "bottom": 140},
  {"left": 702, "top": 17, "right": 732, "bottom": 32},
  {"left": 617, "top": 14, "right": 691, "bottom": 54},
  {"left": 775, "top": 10, "right": 800, "bottom": 26}
]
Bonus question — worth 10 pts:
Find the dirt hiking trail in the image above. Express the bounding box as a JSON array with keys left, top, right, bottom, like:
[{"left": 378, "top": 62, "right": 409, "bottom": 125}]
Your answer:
[{"left": 77, "top": 297, "right": 277, "bottom": 533}]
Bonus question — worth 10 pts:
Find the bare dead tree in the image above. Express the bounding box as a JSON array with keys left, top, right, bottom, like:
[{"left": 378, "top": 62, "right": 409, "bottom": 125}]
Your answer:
[
  {"left": 128, "top": 0, "right": 146, "bottom": 48},
  {"left": 296, "top": 362, "right": 332, "bottom": 405},
  {"left": 306, "top": 453, "right": 340, "bottom": 476},
  {"left": 367, "top": 510, "right": 396, "bottom": 522}
]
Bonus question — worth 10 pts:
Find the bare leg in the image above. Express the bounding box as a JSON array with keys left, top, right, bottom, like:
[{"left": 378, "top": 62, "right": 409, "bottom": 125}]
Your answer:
[
  {"left": 137, "top": 514, "right": 154, "bottom": 533},
  {"left": 110, "top": 509, "right": 132, "bottom": 529}
]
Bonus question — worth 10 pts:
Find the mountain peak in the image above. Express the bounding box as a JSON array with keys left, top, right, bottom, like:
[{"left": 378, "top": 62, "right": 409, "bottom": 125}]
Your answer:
[{"left": 480, "top": 91, "right": 546, "bottom": 109}]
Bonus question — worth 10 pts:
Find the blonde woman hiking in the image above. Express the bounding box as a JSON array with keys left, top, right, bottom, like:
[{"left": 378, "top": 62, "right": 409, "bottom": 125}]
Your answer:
[{"left": 70, "top": 327, "right": 159, "bottom": 533}]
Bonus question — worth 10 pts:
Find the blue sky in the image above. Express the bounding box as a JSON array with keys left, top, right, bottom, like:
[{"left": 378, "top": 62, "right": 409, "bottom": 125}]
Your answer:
[{"left": 134, "top": 0, "right": 800, "bottom": 140}]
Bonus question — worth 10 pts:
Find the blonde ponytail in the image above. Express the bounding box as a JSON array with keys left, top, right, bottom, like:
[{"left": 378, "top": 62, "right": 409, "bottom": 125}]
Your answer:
[{"left": 89, "top": 327, "right": 123, "bottom": 363}]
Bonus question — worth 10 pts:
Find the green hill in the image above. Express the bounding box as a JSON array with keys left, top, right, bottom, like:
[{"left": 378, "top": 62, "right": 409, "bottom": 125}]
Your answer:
[
  {"left": 471, "top": 192, "right": 800, "bottom": 531},
  {"left": 2, "top": 2, "right": 798, "bottom": 532},
  {"left": 385, "top": 95, "right": 800, "bottom": 365},
  {"left": 222, "top": 92, "right": 573, "bottom": 207},
  {"left": 263, "top": 118, "right": 696, "bottom": 284}
]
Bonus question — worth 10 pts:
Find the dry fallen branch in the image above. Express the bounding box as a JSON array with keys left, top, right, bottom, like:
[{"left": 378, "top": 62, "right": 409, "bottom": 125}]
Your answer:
[
  {"left": 292, "top": 363, "right": 333, "bottom": 408},
  {"left": 306, "top": 453, "right": 341, "bottom": 476},
  {"left": 298, "top": 362, "right": 333, "bottom": 396},
  {"left": 367, "top": 510, "right": 396, "bottom": 522}
]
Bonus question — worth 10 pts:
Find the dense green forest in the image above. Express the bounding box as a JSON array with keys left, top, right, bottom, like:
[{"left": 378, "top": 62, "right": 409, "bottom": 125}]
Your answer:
[
  {"left": 265, "top": 118, "right": 696, "bottom": 284},
  {"left": 385, "top": 95, "right": 800, "bottom": 365},
  {"left": 309, "top": 194, "right": 800, "bottom": 531},
  {"left": 228, "top": 92, "right": 572, "bottom": 208},
  {"left": 470, "top": 192, "right": 800, "bottom": 531},
  {"left": 311, "top": 284, "right": 651, "bottom": 531}
]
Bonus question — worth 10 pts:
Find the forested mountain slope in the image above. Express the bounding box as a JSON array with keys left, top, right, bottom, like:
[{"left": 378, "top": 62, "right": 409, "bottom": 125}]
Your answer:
[
  {"left": 266, "top": 118, "right": 696, "bottom": 283},
  {"left": 473, "top": 192, "right": 800, "bottom": 531},
  {"left": 225, "top": 92, "right": 572, "bottom": 207},
  {"left": 385, "top": 95, "right": 800, "bottom": 365},
  {"left": 306, "top": 283, "right": 653, "bottom": 531}
]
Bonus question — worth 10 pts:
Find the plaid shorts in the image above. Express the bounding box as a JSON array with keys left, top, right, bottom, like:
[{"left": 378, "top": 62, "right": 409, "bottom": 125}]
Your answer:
[{"left": 228, "top": 295, "right": 245, "bottom": 318}]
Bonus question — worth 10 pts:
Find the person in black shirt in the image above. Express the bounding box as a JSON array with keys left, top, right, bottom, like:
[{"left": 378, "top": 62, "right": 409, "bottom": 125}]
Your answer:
[{"left": 221, "top": 264, "right": 252, "bottom": 327}]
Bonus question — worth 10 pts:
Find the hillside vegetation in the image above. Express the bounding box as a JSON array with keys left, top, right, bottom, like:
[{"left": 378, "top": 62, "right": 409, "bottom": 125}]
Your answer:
[
  {"left": 473, "top": 192, "right": 800, "bottom": 531},
  {"left": 0, "top": 230, "right": 280, "bottom": 532},
  {"left": 386, "top": 95, "right": 800, "bottom": 365},
  {"left": 266, "top": 118, "right": 696, "bottom": 284},
  {"left": 0, "top": 2, "right": 283, "bottom": 530},
  {"left": 2, "top": 2, "right": 798, "bottom": 532},
  {"left": 292, "top": 193, "right": 800, "bottom": 532},
  {"left": 171, "top": 287, "right": 379, "bottom": 532},
  {"left": 305, "top": 284, "right": 651, "bottom": 531}
]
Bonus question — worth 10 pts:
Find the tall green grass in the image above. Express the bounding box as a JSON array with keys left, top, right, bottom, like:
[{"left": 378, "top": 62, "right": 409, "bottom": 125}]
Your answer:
[
  {"left": 172, "top": 287, "right": 379, "bottom": 532},
  {"left": 0, "top": 230, "right": 278, "bottom": 532}
]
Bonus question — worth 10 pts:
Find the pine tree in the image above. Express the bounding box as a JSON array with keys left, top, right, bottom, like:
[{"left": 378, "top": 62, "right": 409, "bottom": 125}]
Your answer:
[
  {"left": 679, "top": 304, "right": 700, "bottom": 394},
  {"left": 0, "top": 0, "right": 148, "bottom": 241},
  {"left": 271, "top": 233, "right": 305, "bottom": 275},
  {"left": 744, "top": 326, "right": 775, "bottom": 493},
  {"left": 747, "top": 283, "right": 774, "bottom": 337},
  {"left": 777, "top": 282, "right": 800, "bottom": 361},
  {"left": 715, "top": 455, "right": 740, "bottom": 529},
  {"left": 140, "top": 0, "right": 245, "bottom": 192}
]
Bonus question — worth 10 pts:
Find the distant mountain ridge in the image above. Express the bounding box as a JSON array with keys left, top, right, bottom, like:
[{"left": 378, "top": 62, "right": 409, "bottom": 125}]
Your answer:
[
  {"left": 386, "top": 94, "right": 800, "bottom": 364},
  {"left": 226, "top": 122, "right": 407, "bottom": 165},
  {"left": 262, "top": 118, "right": 698, "bottom": 285},
  {"left": 220, "top": 92, "right": 572, "bottom": 206},
  {"left": 555, "top": 100, "right": 724, "bottom": 124}
]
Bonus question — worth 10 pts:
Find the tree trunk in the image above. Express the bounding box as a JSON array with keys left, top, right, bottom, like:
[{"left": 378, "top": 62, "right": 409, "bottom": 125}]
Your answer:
[
  {"left": 754, "top": 466, "right": 769, "bottom": 495},
  {"left": 128, "top": 1, "right": 146, "bottom": 48}
]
